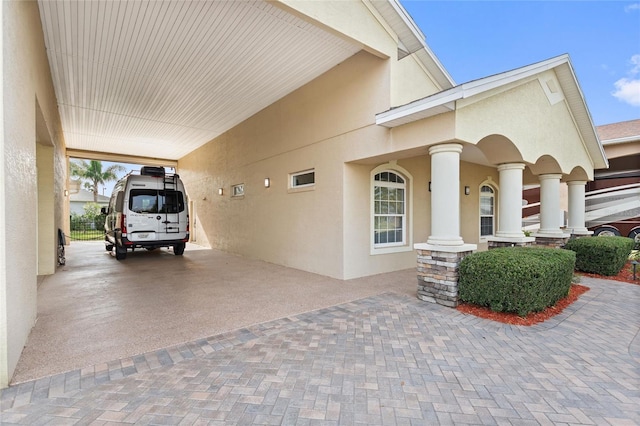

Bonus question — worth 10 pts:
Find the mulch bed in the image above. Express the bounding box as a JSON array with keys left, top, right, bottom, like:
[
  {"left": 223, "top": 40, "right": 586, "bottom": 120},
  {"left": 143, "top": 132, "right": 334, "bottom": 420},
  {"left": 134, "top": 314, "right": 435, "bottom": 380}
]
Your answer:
[
  {"left": 457, "top": 260, "right": 639, "bottom": 326},
  {"left": 457, "top": 284, "right": 590, "bottom": 326},
  {"left": 578, "top": 260, "right": 639, "bottom": 285}
]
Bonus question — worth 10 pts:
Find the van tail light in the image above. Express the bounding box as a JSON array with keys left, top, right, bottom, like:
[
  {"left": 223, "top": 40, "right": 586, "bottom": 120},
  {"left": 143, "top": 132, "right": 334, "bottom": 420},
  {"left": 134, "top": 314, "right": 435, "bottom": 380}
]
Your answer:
[{"left": 121, "top": 214, "right": 127, "bottom": 235}]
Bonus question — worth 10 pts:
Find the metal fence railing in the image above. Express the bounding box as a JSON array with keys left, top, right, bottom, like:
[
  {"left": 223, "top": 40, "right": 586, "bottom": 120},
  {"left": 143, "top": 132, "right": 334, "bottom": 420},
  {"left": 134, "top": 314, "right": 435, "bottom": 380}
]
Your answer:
[{"left": 69, "top": 216, "right": 104, "bottom": 241}]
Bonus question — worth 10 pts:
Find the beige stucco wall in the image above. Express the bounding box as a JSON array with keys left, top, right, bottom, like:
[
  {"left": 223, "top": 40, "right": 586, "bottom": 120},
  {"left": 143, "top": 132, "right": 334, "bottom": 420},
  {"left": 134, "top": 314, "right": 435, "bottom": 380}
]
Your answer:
[
  {"left": 179, "top": 51, "right": 391, "bottom": 279},
  {"left": 277, "top": 0, "right": 442, "bottom": 107},
  {"left": 1, "top": 1, "right": 66, "bottom": 388},
  {"left": 455, "top": 73, "right": 594, "bottom": 179}
]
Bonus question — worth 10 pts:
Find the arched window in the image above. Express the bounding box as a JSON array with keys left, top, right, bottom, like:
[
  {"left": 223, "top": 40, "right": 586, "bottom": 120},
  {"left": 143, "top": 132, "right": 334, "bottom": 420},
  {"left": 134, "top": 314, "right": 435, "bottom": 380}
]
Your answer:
[
  {"left": 480, "top": 185, "right": 495, "bottom": 237},
  {"left": 373, "top": 171, "right": 406, "bottom": 247}
]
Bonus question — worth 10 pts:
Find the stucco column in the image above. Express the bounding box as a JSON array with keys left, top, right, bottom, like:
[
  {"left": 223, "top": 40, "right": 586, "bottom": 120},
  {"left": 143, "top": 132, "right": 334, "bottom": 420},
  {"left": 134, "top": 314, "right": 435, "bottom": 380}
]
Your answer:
[
  {"left": 537, "top": 174, "right": 564, "bottom": 235},
  {"left": 427, "top": 143, "right": 464, "bottom": 246},
  {"left": 567, "top": 181, "right": 591, "bottom": 235},
  {"left": 495, "top": 163, "right": 526, "bottom": 239}
]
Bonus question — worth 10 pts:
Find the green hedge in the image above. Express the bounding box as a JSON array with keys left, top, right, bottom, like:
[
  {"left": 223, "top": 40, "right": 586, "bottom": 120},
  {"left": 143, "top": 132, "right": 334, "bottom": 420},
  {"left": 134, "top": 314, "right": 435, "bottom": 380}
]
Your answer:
[
  {"left": 564, "top": 236, "right": 634, "bottom": 276},
  {"left": 459, "top": 247, "right": 575, "bottom": 317}
]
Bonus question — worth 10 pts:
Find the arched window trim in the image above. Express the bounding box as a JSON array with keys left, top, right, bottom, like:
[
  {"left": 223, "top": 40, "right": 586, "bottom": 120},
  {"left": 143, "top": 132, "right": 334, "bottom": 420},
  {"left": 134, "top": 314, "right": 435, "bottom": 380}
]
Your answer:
[
  {"left": 370, "top": 163, "right": 413, "bottom": 256},
  {"left": 479, "top": 180, "right": 498, "bottom": 241}
]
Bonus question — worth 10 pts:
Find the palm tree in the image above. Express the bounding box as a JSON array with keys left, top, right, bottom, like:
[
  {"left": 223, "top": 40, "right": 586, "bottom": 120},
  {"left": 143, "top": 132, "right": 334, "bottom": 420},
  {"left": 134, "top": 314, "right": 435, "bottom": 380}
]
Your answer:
[{"left": 70, "top": 160, "right": 126, "bottom": 202}]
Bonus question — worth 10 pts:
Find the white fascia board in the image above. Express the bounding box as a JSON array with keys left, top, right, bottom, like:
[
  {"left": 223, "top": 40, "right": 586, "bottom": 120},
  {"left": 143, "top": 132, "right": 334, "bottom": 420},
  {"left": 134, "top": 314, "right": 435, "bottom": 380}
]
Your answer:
[
  {"left": 376, "top": 89, "right": 461, "bottom": 126},
  {"left": 557, "top": 59, "right": 609, "bottom": 170},
  {"left": 386, "top": 0, "right": 427, "bottom": 48},
  {"left": 601, "top": 135, "right": 640, "bottom": 145},
  {"left": 460, "top": 54, "right": 571, "bottom": 98},
  {"left": 377, "top": 55, "right": 571, "bottom": 127}
]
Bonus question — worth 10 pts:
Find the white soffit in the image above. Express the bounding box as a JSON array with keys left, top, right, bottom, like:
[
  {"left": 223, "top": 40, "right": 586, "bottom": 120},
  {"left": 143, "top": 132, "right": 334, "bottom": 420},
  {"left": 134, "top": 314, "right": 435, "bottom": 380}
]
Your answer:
[{"left": 38, "top": 0, "right": 361, "bottom": 160}]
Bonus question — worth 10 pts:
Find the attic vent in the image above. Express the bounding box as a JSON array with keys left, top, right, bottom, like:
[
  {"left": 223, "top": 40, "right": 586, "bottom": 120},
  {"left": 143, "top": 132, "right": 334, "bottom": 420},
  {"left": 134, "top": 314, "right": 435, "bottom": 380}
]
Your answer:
[{"left": 539, "top": 76, "right": 564, "bottom": 106}]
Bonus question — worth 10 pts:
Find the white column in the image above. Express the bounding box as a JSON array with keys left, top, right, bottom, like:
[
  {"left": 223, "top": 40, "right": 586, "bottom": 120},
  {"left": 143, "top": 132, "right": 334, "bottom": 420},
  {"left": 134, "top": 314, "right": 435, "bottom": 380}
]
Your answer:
[
  {"left": 495, "top": 163, "right": 526, "bottom": 239},
  {"left": 537, "top": 174, "right": 564, "bottom": 235},
  {"left": 427, "top": 144, "right": 464, "bottom": 246},
  {"left": 567, "top": 181, "right": 591, "bottom": 235}
]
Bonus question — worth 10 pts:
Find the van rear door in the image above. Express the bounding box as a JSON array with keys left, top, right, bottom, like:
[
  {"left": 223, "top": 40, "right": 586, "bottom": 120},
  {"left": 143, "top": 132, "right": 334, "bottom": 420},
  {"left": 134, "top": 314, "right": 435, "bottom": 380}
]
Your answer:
[
  {"left": 128, "top": 188, "right": 164, "bottom": 242},
  {"left": 158, "top": 189, "right": 184, "bottom": 234}
]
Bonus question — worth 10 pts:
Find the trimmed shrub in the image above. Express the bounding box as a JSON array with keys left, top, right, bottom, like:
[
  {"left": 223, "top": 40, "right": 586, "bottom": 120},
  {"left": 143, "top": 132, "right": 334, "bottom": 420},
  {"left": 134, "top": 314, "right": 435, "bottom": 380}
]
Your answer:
[
  {"left": 564, "top": 236, "right": 634, "bottom": 276},
  {"left": 459, "top": 247, "right": 575, "bottom": 317}
]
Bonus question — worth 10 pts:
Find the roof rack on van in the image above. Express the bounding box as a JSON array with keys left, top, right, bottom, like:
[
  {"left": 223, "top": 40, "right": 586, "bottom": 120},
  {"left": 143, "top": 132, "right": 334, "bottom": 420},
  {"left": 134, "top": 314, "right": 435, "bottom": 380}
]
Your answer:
[{"left": 140, "top": 166, "right": 165, "bottom": 177}]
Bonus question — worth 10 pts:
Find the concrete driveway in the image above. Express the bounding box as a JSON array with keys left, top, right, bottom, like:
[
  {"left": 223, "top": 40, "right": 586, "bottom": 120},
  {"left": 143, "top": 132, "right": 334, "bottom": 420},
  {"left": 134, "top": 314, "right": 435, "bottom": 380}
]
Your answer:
[
  {"left": 1, "top": 242, "right": 639, "bottom": 424},
  {"left": 11, "top": 242, "right": 417, "bottom": 384}
]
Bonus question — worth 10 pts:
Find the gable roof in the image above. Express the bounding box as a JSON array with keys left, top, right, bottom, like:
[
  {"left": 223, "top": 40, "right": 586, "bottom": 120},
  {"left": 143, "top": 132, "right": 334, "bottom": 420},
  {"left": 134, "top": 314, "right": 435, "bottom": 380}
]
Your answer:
[
  {"left": 70, "top": 189, "right": 110, "bottom": 204},
  {"left": 375, "top": 54, "right": 608, "bottom": 169},
  {"left": 596, "top": 119, "right": 640, "bottom": 145}
]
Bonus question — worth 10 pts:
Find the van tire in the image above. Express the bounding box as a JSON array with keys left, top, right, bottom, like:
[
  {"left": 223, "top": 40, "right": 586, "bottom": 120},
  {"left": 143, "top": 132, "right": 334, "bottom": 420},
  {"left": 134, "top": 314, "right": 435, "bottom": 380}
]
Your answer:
[
  {"left": 115, "top": 245, "right": 127, "bottom": 260},
  {"left": 593, "top": 226, "right": 621, "bottom": 237},
  {"left": 173, "top": 243, "right": 185, "bottom": 256}
]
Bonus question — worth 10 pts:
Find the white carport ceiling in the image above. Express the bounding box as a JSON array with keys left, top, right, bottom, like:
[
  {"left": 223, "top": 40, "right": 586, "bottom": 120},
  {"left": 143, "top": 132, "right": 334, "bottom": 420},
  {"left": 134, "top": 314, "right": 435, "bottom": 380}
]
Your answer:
[{"left": 38, "top": 0, "right": 362, "bottom": 160}]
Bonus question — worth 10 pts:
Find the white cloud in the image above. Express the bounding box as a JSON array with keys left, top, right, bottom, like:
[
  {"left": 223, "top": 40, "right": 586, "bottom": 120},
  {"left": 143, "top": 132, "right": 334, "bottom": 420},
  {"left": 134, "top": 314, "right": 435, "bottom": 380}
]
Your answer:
[
  {"left": 612, "top": 54, "right": 640, "bottom": 106},
  {"left": 613, "top": 78, "right": 640, "bottom": 106},
  {"left": 625, "top": 3, "right": 640, "bottom": 12},
  {"left": 630, "top": 54, "right": 640, "bottom": 74}
]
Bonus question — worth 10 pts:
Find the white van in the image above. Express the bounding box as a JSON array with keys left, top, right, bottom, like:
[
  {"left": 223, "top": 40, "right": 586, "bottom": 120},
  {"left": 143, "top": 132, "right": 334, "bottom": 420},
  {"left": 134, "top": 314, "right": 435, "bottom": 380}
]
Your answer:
[{"left": 101, "top": 166, "right": 189, "bottom": 260}]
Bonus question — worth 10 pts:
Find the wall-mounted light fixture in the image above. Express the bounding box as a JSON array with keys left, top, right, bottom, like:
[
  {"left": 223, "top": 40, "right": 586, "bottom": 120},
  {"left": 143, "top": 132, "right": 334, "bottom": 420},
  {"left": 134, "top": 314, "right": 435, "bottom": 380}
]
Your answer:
[
  {"left": 464, "top": 186, "right": 470, "bottom": 196},
  {"left": 264, "top": 178, "right": 270, "bottom": 188},
  {"left": 428, "top": 181, "right": 431, "bottom": 192},
  {"left": 218, "top": 188, "right": 224, "bottom": 196},
  {"left": 64, "top": 189, "right": 69, "bottom": 197}
]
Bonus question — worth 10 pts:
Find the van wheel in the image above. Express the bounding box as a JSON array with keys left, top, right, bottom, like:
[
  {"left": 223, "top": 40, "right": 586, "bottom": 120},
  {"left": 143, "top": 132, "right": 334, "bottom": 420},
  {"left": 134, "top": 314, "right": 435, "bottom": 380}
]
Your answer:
[
  {"left": 173, "top": 243, "right": 185, "bottom": 256},
  {"left": 629, "top": 227, "right": 640, "bottom": 244},
  {"left": 593, "top": 226, "right": 621, "bottom": 237},
  {"left": 115, "top": 245, "right": 127, "bottom": 260}
]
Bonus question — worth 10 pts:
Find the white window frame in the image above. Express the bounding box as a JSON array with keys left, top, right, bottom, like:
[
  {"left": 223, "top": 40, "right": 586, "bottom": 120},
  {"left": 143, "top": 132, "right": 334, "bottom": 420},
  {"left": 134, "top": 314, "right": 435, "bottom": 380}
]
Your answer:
[
  {"left": 288, "top": 169, "right": 315, "bottom": 193},
  {"left": 479, "top": 183, "right": 496, "bottom": 241},
  {"left": 370, "top": 164, "right": 413, "bottom": 255}
]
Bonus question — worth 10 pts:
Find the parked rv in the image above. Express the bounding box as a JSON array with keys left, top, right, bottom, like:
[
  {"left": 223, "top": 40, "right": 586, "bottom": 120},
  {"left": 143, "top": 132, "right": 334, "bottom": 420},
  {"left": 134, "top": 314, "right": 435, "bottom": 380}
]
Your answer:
[{"left": 101, "top": 166, "right": 189, "bottom": 260}]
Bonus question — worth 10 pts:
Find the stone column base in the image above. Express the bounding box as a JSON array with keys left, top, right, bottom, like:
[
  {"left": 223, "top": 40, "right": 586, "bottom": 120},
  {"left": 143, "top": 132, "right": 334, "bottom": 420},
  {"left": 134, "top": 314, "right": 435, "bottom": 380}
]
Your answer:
[
  {"left": 487, "top": 236, "right": 535, "bottom": 249},
  {"left": 534, "top": 234, "right": 570, "bottom": 248},
  {"left": 415, "top": 243, "right": 476, "bottom": 308}
]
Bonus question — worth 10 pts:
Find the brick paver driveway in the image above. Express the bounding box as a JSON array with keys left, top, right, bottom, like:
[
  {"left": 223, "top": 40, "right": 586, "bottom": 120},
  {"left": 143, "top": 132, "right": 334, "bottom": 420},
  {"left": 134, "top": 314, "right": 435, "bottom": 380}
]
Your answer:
[{"left": 1, "top": 276, "right": 639, "bottom": 424}]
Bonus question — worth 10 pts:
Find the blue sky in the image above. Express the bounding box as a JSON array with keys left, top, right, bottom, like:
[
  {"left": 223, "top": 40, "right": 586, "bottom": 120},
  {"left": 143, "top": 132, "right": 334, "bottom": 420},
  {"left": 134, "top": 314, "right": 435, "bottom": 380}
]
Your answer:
[{"left": 401, "top": 0, "right": 640, "bottom": 126}]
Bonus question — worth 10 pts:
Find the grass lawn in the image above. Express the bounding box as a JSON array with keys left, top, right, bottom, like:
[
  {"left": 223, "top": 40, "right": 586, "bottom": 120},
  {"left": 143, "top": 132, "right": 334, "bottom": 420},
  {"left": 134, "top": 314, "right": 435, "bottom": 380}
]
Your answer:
[{"left": 69, "top": 230, "right": 103, "bottom": 241}]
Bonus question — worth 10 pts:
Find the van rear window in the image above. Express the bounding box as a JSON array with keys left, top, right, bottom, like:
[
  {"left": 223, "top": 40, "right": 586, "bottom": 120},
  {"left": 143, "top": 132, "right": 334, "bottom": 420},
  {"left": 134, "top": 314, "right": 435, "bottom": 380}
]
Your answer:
[{"left": 129, "top": 190, "right": 185, "bottom": 213}]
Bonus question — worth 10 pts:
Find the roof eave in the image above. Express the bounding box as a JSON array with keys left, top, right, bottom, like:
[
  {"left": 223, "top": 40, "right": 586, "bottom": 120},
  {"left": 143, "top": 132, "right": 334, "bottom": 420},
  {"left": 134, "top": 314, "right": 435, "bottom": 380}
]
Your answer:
[
  {"left": 370, "top": 0, "right": 454, "bottom": 89},
  {"left": 375, "top": 54, "right": 610, "bottom": 171}
]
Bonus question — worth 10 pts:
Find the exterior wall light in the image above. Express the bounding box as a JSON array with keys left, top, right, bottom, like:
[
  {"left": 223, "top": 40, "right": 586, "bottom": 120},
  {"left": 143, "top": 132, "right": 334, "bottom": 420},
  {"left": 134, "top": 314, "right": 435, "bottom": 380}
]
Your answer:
[
  {"left": 64, "top": 189, "right": 69, "bottom": 197},
  {"left": 218, "top": 188, "right": 224, "bottom": 196},
  {"left": 464, "top": 186, "right": 470, "bottom": 195},
  {"left": 264, "top": 178, "right": 270, "bottom": 188}
]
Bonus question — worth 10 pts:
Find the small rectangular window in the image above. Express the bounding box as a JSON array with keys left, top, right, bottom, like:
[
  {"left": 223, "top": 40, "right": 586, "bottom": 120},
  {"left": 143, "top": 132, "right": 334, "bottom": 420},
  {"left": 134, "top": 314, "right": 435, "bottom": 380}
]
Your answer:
[
  {"left": 232, "top": 184, "right": 244, "bottom": 197},
  {"left": 290, "top": 169, "right": 315, "bottom": 189}
]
